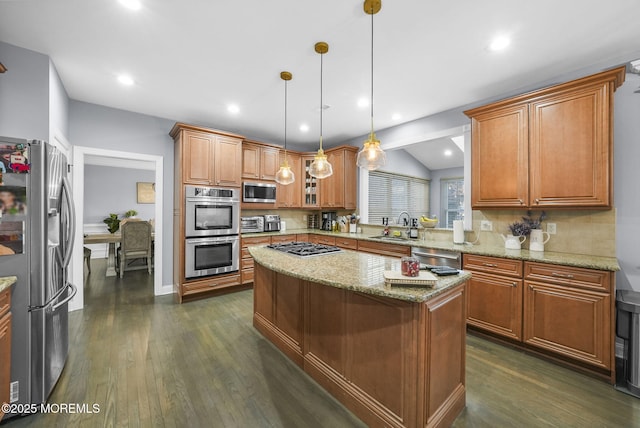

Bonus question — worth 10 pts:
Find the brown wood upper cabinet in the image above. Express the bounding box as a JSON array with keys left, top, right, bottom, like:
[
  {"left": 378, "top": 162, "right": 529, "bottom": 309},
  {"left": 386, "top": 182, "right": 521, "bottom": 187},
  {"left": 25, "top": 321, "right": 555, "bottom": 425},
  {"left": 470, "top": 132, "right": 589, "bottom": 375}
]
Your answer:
[
  {"left": 242, "top": 141, "right": 280, "bottom": 181},
  {"left": 464, "top": 66, "right": 625, "bottom": 209},
  {"left": 171, "top": 123, "right": 243, "bottom": 188},
  {"left": 276, "top": 151, "right": 302, "bottom": 208},
  {"left": 320, "top": 146, "right": 358, "bottom": 210}
]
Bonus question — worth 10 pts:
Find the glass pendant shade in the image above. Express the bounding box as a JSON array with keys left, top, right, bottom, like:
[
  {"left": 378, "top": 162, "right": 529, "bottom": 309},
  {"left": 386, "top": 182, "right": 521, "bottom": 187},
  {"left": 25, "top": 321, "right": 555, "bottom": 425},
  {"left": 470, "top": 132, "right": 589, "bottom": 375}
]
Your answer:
[
  {"left": 309, "top": 148, "right": 333, "bottom": 179},
  {"left": 275, "top": 158, "right": 295, "bottom": 185},
  {"left": 356, "top": 132, "right": 386, "bottom": 170}
]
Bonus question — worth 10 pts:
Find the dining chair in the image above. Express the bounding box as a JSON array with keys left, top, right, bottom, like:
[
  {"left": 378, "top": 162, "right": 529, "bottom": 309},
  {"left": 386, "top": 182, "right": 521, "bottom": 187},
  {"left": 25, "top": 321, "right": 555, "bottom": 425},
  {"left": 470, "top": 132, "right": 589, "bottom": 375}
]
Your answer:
[{"left": 116, "top": 220, "right": 153, "bottom": 278}]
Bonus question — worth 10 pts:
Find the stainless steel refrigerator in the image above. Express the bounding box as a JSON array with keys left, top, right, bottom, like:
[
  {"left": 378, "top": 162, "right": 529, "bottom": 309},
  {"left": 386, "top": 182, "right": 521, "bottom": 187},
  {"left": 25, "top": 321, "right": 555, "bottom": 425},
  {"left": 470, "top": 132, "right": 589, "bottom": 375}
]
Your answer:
[{"left": 0, "top": 137, "right": 76, "bottom": 419}]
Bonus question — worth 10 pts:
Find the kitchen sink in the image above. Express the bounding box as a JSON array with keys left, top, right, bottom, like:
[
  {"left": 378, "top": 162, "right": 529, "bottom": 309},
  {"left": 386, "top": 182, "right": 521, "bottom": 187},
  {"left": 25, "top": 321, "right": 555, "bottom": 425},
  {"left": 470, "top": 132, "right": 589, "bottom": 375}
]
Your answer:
[{"left": 368, "top": 235, "right": 410, "bottom": 242}]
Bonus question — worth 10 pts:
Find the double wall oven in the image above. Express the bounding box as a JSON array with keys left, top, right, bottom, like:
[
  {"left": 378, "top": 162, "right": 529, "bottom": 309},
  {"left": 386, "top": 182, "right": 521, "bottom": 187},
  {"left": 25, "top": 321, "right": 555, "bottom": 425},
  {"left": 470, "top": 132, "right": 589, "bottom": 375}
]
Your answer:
[{"left": 184, "top": 185, "right": 240, "bottom": 279}]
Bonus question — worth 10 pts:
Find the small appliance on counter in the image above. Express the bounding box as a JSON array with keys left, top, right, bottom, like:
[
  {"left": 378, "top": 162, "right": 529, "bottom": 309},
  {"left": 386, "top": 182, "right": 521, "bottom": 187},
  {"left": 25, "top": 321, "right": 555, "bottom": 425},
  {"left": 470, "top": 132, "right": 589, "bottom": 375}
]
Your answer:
[
  {"left": 264, "top": 214, "right": 281, "bottom": 232},
  {"left": 321, "top": 211, "right": 337, "bottom": 231},
  {"left": 240, "top": 216, "right": 264, "bottom": 233}
]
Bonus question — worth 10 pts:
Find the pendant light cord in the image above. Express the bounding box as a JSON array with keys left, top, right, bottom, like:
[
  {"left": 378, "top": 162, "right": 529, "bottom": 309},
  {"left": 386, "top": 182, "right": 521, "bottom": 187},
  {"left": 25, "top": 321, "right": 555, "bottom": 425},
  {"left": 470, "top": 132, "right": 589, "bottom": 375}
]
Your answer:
[
  {"left": 320, "top": 51, "right": 324, "bottom": 150},
  {"left": 284, "top": 78, "right": 288, "bottom": 157},
  {"left": 370, "top": 3, "right": 374, "bottom": 135}
]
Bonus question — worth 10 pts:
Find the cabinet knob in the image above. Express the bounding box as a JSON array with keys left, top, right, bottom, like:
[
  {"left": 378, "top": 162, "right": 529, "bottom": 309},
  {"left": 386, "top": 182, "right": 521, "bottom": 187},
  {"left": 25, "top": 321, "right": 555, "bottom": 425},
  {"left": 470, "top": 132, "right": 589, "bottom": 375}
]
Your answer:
[
  {"left": 511, "top": 282, "right": 517, "bottom": 287},
  {"left": 535, "top": 198, "right": 540, "bottom": 204},
  {"left": 518, "top": 199, "right": 524, "bottom": 205}
]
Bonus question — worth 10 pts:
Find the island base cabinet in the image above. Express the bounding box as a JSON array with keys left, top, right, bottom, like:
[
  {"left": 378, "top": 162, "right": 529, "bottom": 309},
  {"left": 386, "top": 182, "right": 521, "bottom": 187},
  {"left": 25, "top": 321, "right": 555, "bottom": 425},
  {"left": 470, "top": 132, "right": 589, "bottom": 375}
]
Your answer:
[
  {"left": 253, "top": 262, "right": 467, "bottom": 428},
  {"left": 523, "top": 281, "right": 611, "bottom": 372}
]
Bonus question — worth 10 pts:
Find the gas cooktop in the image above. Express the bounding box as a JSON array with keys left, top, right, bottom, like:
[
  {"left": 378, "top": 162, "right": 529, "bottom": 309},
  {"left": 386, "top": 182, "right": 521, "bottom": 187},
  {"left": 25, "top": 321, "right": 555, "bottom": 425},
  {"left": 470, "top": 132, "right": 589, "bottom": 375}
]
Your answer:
[{"left": 266, "top": 242, "right": 342, "bottom": 257}]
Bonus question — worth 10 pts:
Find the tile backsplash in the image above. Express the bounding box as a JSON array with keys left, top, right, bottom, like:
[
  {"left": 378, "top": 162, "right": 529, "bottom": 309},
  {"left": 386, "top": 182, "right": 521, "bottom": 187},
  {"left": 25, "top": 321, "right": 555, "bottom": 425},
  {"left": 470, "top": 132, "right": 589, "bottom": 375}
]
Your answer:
[{"left": 471, "top": 209, "right": 616, "bottom": 257}]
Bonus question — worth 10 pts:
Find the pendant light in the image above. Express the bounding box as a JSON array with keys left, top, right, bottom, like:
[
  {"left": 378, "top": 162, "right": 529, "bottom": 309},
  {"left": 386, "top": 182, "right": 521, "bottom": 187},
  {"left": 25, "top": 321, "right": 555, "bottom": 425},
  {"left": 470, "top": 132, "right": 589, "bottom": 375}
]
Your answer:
[
  {"left": 308, "top": 41, "right": 333, "bottom": 179},
  {"left": 356, "top": 0, "right": 386, "bottom": 171},
  {"left": 275, "top": 71, "right": 295, "bottom": 185}
]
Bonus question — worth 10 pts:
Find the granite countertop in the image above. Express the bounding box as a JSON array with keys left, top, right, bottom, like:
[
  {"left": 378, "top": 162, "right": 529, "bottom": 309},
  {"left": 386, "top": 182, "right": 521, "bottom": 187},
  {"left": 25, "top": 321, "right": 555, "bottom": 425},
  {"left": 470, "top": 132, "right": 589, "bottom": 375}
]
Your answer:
[
  {"left": 0, "top": 276, "right": 17, "bottom": 293},
  {"left": 248, "top": 246, "right": 471, "bottom": 303},
  {"left": 242, "top": 229, "right": 620, "bottom": 272}
]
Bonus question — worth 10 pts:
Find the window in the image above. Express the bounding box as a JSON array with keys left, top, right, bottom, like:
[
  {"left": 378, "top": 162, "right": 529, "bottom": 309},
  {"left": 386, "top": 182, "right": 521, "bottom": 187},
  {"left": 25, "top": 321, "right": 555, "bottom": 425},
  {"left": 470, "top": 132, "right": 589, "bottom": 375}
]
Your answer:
[
  {"left": 440, "top": 177, "right": 464, "bottom": 228},
  {"left": 368, "top": 171, "right": 430, "bottom": 225}
]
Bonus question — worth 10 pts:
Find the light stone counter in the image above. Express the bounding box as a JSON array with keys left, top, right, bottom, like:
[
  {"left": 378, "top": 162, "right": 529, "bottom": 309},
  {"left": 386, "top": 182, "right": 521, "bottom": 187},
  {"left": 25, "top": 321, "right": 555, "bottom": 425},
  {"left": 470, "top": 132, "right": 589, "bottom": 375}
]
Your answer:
[
  {"left": 242, "top": 229, "right": 619, "bottom": 271},
  {"left": 0, "top": 276, "right": 17, "bottom": 293},
  {"left": 248, "top": 246, "right": 471, "bottom": 303}
]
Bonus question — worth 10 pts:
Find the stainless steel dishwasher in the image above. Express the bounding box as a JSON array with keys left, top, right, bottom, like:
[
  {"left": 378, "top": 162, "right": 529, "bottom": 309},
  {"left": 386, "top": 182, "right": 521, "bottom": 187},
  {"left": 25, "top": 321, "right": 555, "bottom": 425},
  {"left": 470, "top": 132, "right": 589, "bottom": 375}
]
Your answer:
[{"left": 411, "top": 246, "right": 461, "bottom": 269}]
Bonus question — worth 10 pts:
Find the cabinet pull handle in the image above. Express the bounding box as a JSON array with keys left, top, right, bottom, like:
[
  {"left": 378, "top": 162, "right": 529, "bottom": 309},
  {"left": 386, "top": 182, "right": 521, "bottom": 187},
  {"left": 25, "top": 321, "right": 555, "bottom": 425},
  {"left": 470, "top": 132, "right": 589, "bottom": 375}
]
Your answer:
[
  {"left": 482, "top": 263, "right": 498, "bottom": 267},
  {"left": 519, "top": 199, "right": 524, "bottom": 205},
  {"left": 551, "top": 272, "right": 574, "bottom": 279},
  {"left": 209, "top": 283, "right": 218, "bottom": 287},
  {"left": 535, "top": 198, "right": 540, "bottom": 204}
]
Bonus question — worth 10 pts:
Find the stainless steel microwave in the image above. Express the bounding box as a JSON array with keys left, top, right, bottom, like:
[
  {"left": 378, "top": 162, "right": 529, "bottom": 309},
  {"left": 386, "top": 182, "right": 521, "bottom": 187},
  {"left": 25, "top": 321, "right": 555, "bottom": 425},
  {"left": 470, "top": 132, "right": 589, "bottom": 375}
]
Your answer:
[{"left": 243, "top": 182, "right": 276, "bottom": 203}]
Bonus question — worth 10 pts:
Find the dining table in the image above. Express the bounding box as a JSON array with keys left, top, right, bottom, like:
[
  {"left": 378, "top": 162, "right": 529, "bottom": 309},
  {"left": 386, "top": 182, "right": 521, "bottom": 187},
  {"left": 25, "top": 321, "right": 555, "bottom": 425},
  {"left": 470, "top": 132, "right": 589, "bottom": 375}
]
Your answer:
[{"left": 83, "top": 232, "right": 155, "bottom": 277}]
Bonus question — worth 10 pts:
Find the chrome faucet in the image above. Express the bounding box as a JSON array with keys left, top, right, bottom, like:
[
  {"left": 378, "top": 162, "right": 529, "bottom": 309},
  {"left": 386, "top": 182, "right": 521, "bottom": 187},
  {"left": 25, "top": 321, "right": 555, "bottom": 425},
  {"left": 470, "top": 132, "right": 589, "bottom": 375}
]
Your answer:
[{"left": 397, "top": 211, "right": 411, "bottom": 228}]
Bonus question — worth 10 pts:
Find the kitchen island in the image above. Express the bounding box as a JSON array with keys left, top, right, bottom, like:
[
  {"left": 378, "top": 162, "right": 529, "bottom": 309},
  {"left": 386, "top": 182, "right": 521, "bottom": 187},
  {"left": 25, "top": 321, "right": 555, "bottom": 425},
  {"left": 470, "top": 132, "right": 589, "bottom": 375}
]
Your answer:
[{"left": 249, "top": 246, "right": 470, "bottom": 428}]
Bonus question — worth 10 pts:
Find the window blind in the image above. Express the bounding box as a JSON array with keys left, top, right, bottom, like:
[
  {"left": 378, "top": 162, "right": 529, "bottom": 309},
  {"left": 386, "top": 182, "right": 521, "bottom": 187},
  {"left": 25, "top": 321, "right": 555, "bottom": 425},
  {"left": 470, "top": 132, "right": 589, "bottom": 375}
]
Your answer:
[{"left": 368, "top": 171, "right": 430, "bottom": 226}]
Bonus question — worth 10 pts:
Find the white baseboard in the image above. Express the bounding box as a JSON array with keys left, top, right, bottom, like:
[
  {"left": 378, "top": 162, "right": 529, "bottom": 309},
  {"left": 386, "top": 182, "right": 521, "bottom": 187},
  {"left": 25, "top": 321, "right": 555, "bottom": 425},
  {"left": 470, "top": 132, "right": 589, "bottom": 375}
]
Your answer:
[{"left": 158, "top": 284, "right": 174, "bottom": 296}]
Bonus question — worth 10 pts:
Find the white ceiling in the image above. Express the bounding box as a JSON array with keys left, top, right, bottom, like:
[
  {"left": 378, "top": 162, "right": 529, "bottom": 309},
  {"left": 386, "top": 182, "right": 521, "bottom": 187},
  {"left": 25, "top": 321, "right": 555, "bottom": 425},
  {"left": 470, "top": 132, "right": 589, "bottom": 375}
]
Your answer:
[{"left": 1, "top": 0, "right": 640, "bottom": 155}]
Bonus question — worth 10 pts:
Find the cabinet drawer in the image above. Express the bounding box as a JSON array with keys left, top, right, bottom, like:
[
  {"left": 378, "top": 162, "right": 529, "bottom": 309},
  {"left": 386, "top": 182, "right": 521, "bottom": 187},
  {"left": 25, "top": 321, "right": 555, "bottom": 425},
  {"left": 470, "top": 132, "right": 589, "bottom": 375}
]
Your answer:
[
  {"left": 0, "top": 288, "right": 10, "bottom": 318},
  {"left": 242, "top": 269, "right": 254, "bottom": 284},
  {"left": 271, "top": 234, "right": 296, "bottom": 244},
  {"left": 335, "top": 237, "right": 357, "bottom": 250},
  {"left": 357, "top": 240, "right": 411, "bottom": 258},
  {"left": 524, "top": 262, "right": 611, "bottom": 292},
  {"left": 463, "top": 254, "right": 523, "bottom": 278},
  {"left": 310, "top": 235, "right": 337, "bottom": 246},
  {"left": 296, "top": 234, "right": 310, "bottom": 242},
  {"left": 241, "top": 258, "right": 254, "bottom": 270},
  {"left": 242, "top": 236, "right": 272, "bottom": 247},
  {"left": 182, "top": 274, "right": 241, "bottom": 295}
]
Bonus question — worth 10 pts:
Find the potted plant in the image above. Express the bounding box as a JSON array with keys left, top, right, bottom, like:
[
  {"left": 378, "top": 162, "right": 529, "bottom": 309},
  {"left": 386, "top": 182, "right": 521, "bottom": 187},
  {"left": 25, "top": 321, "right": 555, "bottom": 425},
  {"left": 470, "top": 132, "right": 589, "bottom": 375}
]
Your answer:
[
  {"left": 103, "top": 213, "right": 121, "bottom": 234},
  {"left": 124, "top": 209, "right": 138, "bottom": 219}
]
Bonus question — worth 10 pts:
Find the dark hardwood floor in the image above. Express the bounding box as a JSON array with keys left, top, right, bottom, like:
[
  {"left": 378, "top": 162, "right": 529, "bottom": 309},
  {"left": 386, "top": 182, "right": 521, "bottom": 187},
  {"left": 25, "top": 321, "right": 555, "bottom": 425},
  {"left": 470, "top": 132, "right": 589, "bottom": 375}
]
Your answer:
[{"left": 3, "top": 259, "right": 640, "bottom": 427}]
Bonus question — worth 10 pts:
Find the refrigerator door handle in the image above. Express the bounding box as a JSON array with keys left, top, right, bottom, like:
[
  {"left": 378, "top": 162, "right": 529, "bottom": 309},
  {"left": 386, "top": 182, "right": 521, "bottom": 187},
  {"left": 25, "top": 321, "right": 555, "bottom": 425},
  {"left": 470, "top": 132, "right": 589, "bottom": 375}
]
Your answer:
[
  {"left": 29, "top": 280, "right": 68, "bottom": 311},
  {"left": 52, "top": 282, "right": 77, "bottom": 312},
  {"left": 61, "top": 175, "right": 76, "bottom": 269}
]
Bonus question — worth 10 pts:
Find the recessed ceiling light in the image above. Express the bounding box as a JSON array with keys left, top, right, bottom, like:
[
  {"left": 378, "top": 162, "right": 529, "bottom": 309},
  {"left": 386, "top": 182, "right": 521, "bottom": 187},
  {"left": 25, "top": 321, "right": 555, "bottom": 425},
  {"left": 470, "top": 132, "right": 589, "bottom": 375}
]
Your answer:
[
  {"left": 118, "top": 0, "right": 142, "bottom": 10},
  {"left": 299, "top": 124, "right": 309, "bottom": 133},
  {"left": 488, "top": 35, "right": 510, "bottom": 51},
  {"left": 391, "top": 113, "right": 402, "bottom": 121},
  {"left": 444, "top": 149, "right": 453, "bottom": 157},
  {"left": 117, "top": 74, "right": 135, "bottom": 86},
  {"left": 357, "top": 98, "right": 369, "bottom": 108},
  {"left": 227, "top": 104, "right": 240, "bottom": 114}
]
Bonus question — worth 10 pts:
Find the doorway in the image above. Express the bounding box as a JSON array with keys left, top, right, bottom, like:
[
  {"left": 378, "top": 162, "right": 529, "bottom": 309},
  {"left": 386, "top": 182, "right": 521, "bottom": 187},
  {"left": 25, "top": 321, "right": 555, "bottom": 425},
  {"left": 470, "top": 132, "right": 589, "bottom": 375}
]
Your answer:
[{"left": 69, "top": 146, "right": 167, "bottom": 311}]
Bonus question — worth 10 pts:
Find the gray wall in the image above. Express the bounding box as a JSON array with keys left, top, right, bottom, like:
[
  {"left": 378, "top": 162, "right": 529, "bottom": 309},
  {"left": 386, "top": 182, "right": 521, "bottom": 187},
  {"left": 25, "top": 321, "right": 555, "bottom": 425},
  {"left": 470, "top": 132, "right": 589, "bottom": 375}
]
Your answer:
[
  {"left": 430, "top": 167, "right": 464, "bottom": 222},
  {"left": 614, "top": 73, "right": 640, "bottom": 292},
  {"left": 84, "top": 165, "right": 155, "bottom": 224},
  {"left": 69, "top": 100, "right": 175, "bottom": 287},
  {"left": 0, "top": 41, "right": 50, "bottom": 140},
  {"left": 378, "top": 148, "right": 431, "bottom": 178},
  {"left": 48, "top": 59, "right": 69, "bottom": 140}
]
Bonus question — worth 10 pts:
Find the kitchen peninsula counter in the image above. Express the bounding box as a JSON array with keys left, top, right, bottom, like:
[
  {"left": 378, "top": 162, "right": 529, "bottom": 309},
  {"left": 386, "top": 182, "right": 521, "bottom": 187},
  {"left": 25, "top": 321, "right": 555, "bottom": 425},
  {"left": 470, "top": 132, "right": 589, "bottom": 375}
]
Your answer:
[{"left": 250, "top": 247, "right": 468, "bottom": 428}]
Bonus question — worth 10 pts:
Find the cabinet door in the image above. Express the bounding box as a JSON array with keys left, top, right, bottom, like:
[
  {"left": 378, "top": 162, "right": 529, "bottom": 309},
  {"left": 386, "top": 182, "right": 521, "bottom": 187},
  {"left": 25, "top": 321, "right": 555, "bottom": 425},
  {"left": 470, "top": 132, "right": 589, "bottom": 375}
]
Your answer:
[
  {"left": 343, "top": 148, "right": 357, "bottom": 210},
  {"left": 469, "top": 104, "right": 529, "bottom": 208},
  {"left": 276, "top": 152, "right": 302, "bottom": 208},
  {"left": 260, "top": 146, "right": 280, "bottom": 181},
  {"left": 523, "top": 281, "right": 611, "bottom": 370},
  {"left": 529, "top": 83, "right": 612, "bottom": 207},
  {"left": 0, "top": 312, "right": 10, "bottom": 417},
  {"left": 320, "top": 150, "right": 344, "bottom": 208},
  {"left": 241, "top": 143, "right": 261, "bottom": 179},
  {"left": 183, "top": 130, "right": 214, "bottom": 185},
  {"left": 301, "top": 156, "right": 320, "bottom": 208},
  {"left": 466, "top": 272, "right": 523, "bottom": 340},
  {"left": 215, "top": 136, "right": 242, "bottom": 187}
]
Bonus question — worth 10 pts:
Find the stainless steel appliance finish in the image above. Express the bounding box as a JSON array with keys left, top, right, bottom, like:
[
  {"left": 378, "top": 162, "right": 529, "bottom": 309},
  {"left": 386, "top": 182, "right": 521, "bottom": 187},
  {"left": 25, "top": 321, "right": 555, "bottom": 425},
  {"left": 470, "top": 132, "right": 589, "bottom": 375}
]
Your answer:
[
  {"left": 185, "top": 235, "right": 239, "bottom": 278},
  {"left": 0, "top": 138, "right": 77, "bottom": 419},
  {"left": 240, "top": 216, "right": 264, "bottom": 233},
  {"left": 184, "top": 185, "right": 239, "bottom": 237},
  {"left": 242, "top": 181, "right": 277, "bottom": 203},
  {"left": 263, "top": 214, "right": 281, "bottom": 232},
  {"left": 411, "top": 247, "right": 461, "bottom": 269},
  {"left": 321, "top": 211, "right": 337, "bottom": 231},
  {"left": 616, "top": 290, "right": 640, "bottom": 397},
  {"left": 267, "top": 241, "right": 341, "bottom": 257}
]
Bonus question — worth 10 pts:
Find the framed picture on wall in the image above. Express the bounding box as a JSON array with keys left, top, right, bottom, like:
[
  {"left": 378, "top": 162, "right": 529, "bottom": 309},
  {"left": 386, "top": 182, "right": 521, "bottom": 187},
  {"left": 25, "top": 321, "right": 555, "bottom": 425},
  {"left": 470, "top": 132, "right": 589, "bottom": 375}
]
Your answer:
[{"left": 137, "top": 182, "right": 155, "bottom": 204}]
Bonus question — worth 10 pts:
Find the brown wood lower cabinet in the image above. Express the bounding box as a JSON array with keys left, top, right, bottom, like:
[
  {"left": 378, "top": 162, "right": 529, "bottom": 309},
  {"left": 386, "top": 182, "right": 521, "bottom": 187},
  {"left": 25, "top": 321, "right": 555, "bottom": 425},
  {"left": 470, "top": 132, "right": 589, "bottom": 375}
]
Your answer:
[
  {"left": 356, "top": 240, "right": 411, "bottom": 258},
  {"left": 1, "top": 287, "right": 11, "bottom": 422},
  {"left": 464, "top": 254, "right": 615, "bottom": 382},
  {"left": 253, "top": 262, "right": 467, "bottom": 428}
]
